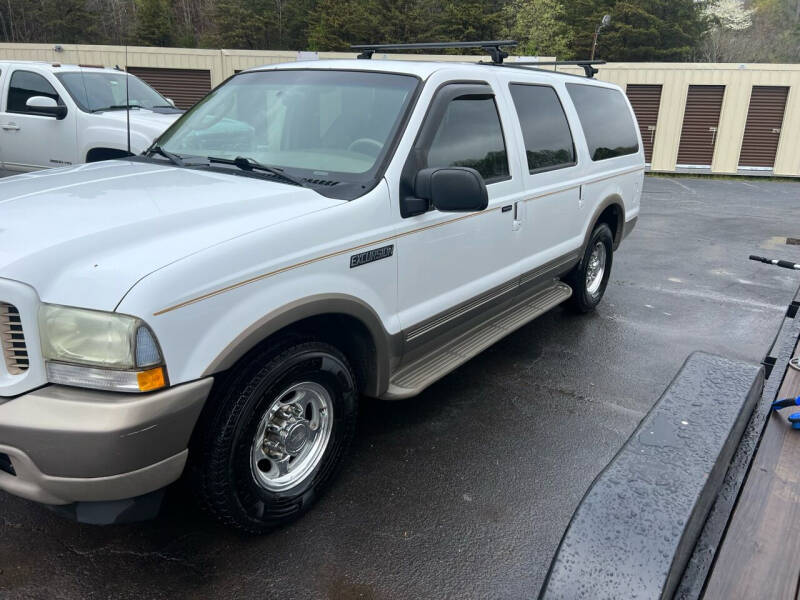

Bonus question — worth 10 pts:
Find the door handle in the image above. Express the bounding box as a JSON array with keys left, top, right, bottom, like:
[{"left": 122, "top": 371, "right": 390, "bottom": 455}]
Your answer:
[
  {"left": 2, "top": 123, "right": 19, "bottom": 131},
  {"left": 512, "top": 202, "right": 523, "bottom": 231}
]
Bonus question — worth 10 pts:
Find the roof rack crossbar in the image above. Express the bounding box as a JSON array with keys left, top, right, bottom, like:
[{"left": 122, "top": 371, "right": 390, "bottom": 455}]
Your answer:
[
  {"left": 351, "top": 40, "right": 518, "bottom": 63},
  {"left": 485, "top": 59, "right": 606, "bottom": 78}
]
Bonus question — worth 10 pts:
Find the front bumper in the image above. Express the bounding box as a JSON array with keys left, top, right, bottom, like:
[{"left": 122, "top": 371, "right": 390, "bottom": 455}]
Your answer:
[{"left": 0, "top": 377, "right": 213, "bottom": 505}]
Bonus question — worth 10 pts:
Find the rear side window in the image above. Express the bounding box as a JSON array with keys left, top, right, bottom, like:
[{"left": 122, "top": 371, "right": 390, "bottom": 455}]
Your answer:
[
  {"left": 509, "top": 84, "right": 575, "bottom": 172},
  {"left": 566, "top": 83, "right": 639, "bottom": 161},
  {"left": 8, "top": 70, "right": 60, "bottom": 113},
  {"left": 426, "top": 97, "right": 510, "bottom": 182}
]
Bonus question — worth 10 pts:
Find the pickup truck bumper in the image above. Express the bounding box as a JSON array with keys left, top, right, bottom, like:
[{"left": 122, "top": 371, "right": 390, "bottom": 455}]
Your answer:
[{"left": 0, "top": 378, "right": 213, "bottom": 506}]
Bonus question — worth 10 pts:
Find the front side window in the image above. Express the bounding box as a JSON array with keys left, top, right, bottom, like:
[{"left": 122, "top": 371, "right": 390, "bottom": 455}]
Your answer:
[
  {"left": 510, "top": 84, "right": 575, "bottom": 172},
  {"left": 566, "top": 83, "right": 639, "bottom": 161},
  {"left": 56, "top": 72, "right": 172, "bottom": 113},
  {"left": 425, "top": 96, "right": 509, "bottom": 181},
  {"left": 7, "top": 70, "right": 60, "bottom": 113},
  {"left": 158, "top": 69, "right": 419, "bottom": 180}
]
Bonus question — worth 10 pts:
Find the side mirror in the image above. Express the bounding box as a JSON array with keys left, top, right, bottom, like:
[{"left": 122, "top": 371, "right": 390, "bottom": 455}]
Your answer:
[
  {"left": 166, "top": 98, "right": 176, "bottom": 107},
  {"left": 413, "top": 167, "right": 488, "bottom": 213},
  {"left": 26, "top": 96, "right": 67, "bottom": 119}
]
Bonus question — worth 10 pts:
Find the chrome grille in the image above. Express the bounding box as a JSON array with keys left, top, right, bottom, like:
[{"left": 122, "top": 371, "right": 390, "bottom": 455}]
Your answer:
[{"left": 0, "top": 303, "right": 29, "bottom": 375}]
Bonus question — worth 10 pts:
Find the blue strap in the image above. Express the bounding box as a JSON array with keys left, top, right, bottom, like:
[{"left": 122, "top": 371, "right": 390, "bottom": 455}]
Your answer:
[{"left": 771, "top": 396, "right": 800, "bottom": 411}]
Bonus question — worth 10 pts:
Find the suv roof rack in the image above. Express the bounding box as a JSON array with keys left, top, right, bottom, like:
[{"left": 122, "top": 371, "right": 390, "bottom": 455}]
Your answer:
[
  {"left": 490, "top": 60, "right": 606, "bottom": 78},
  {"left": 350, "top": 41, "right": 604, "bottom": 77},
  {"left": 351, "top": 40, "right": 518, "bottom": 64}
]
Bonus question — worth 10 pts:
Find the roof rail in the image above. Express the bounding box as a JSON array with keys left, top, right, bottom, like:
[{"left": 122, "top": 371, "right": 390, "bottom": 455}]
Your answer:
[
  {"left": 351, "top": 40, "right": 518, "bottom": 64},
  {"left": 486, "top": 60, "right": 606, "bottom": 78}
]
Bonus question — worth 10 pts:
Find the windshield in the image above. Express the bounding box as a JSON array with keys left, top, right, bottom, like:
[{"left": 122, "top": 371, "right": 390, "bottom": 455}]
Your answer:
[
  {"left": 157, "top": 69, "right": 419, "bottom": 179},
  {"left": 56, "top": 71, "right": 172, "bottom": 112}
]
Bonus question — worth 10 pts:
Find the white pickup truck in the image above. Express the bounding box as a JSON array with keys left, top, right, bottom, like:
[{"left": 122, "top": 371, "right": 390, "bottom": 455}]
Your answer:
[
  {"left": 0, "top": 49, "right": 643, "bottom": 532},
  {"left": 0, "top": 61, "right": 182, "bottom": 170}
]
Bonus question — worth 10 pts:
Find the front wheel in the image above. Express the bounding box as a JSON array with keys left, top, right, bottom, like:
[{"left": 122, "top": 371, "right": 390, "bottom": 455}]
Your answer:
[
  {"left": 566, "top": 223, "right": 613, "bottom": 313},
  {"left": 191, "top": 340, "right": 358, "bottom": 533}
]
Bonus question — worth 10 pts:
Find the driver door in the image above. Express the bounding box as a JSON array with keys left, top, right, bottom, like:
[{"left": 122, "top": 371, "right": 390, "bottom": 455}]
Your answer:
[
  {"left": 395, "top": 81, "right": 525, "bottom": 353},
  {"left": 0, "top": 69, "right": 76, "bottom": 170}
]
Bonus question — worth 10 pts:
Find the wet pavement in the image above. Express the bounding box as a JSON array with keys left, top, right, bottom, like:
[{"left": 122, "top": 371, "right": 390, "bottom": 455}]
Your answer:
[{"left": 2, "top": 175, "right": 800, "bottom": 599}]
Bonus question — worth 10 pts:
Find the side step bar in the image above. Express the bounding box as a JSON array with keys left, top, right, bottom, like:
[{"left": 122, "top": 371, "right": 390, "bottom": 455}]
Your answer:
[{"left": 385, "top": 282, "right": 572, "bottom": 399}]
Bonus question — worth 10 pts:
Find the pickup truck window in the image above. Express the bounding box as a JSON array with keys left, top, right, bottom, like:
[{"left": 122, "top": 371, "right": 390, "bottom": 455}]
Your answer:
[
  {"left": 566, "top": 83, "right": 639, "bottom": 161},
  {"left": 56, "top": 72, "right": 172, "bottom": 113},
  {"left": 426, "top": 96, "right": 509, "bottom": 182},
  {"left": 157, "top": 70, "right": 419, "bottom": 182},
  {"left": 8, "top": 70, "right": 60, "bottom": 113},
  {"left": 509, "top": 84, "right": 575, "bottom": 173}
]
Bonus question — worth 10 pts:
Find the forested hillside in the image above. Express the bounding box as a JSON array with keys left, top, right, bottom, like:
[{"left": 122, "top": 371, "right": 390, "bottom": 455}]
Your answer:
[{"left": 0, "top": 0, "right": 798, "bottom": 62}]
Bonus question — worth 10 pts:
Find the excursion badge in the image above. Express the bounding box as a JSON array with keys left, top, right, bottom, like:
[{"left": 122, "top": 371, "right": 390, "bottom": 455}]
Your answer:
[{"left": 350, "top": 245, "right": 394, "bottom": 268}]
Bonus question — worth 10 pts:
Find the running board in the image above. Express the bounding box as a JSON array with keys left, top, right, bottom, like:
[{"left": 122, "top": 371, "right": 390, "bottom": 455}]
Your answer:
[{"left": 385, "top": 281, "right": 572, "bottom": 399}]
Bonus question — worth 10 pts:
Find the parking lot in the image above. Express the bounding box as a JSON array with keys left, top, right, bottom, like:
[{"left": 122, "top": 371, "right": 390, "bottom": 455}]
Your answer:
[{"left": 1, "top": 175, "right": 800, "bottom": 599}]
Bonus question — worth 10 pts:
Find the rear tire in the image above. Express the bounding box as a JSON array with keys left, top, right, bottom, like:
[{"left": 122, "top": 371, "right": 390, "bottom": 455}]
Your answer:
[
  {"left": 191, "top": 340, "right": 358, "bottom": 533},
  {"left": 566, "top": 223, "right": 613, "bottom": 313}
]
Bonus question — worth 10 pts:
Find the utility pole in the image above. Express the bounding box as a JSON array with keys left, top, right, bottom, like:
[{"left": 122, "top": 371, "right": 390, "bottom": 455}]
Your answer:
[{"left": 590, "top": 14, "right": 611, "bottom": 60}]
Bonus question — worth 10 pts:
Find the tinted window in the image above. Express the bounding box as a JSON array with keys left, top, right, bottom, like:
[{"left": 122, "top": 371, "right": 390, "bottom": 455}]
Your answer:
[
  {"left": 8, "top": 70, "right": 60, "bottom": 113},
  {"left": 426, "top": 97, "right": 509, "bottom": 181},
  {"left": 510, "top": 84, "right": 575, "bottom": 172},
  {"left": 566, "top": 83, "right": 639, "bottom": 161}
]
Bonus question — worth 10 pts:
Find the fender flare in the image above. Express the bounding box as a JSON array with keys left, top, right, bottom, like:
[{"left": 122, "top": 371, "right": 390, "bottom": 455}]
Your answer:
[
  {"left": 202, "top": 294, "right": 400, "bottom": 397},
  {"left": 583, "top": 194, "right": 626, "bottom": 252}
]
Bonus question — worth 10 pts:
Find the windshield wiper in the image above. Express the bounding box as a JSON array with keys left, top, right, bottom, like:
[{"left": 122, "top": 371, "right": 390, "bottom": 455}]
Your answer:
[
  {"left": 91, "top": 104, "right": 141, "bottom": 113},
  {"left": 208, "top": 156, "right": 307, "bottom": 188},
  {"left": 146, "top": 145, "right": 186, "bottom": 167}
]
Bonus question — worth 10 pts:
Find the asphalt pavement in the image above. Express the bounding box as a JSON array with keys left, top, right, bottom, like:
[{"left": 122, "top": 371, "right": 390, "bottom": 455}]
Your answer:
[{"left": 2, "top": 175, "right": 800, "bottom": 599}]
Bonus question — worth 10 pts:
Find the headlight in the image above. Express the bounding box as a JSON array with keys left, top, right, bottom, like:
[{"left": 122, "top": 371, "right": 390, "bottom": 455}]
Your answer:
[{"left": 38, "top": 304, "right": 166, "bottom": 393}]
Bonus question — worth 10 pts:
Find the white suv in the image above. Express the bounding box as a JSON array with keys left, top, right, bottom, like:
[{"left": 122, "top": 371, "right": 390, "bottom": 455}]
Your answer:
[
  {"left": 0, "top": 61, "right": 182, "bottom": 170},
  {"left": 0, "top": 52, "right": 643, "bottom": 531}
]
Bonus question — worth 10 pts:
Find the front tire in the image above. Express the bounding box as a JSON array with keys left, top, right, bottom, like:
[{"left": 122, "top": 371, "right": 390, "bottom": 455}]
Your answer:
[
  {"left": 192, "top": 340, "right": 358, "bottom": 533},
  {"left": 566, "top": 223, "right": 613, "bottom": 313}
]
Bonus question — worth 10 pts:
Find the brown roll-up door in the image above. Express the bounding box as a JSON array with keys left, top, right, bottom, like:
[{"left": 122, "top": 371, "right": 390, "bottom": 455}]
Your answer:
[
  {"left": 626, "top": 84, "right": 662, "bottom": 163},
  {"left": 738, "top": 86, "right": 789, "bottom": 168},
  {"left": 127, "top": 67, "right": 211, "bottom": 110},
  {"left": 677, "top": 85, "right": 725, "bottom": 166}
]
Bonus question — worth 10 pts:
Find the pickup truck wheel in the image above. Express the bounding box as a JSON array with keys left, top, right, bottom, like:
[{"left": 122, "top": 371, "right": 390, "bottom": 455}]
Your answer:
[
  {"left": 193, "top": 340, "right": 358, "bottom": 533},
  {"left": 566, "top": 223, "right": 613, "bottom": 313}
]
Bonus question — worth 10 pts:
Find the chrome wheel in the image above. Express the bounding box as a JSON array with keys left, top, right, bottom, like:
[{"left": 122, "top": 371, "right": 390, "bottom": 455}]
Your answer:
[
  {"left": 250, "top": 381, "right": 333, "bottom": 492},
  {"left": 585, "top": 241, "right": 607, "bottom": 296}
]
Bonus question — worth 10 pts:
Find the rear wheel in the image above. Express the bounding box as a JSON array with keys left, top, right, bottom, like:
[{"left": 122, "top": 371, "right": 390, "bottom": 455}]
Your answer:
[
  {"left": 192, "top": 340, "right": 358, "bottom": 533},
  {"left": 566, "top": 223, "right": 613, "bottom": 313}
]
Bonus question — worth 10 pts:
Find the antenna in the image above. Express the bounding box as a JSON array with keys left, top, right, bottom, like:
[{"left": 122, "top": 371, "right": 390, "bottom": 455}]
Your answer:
[{"left": 125, "top": 43, "right": 131, "bottom": 155}]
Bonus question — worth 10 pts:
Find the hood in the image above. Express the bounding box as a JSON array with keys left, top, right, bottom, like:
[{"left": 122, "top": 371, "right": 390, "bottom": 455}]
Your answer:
[
  {"left": 100, "top": 109, "right": 181, "bottom": 137},
  {"left": 0, "top": 160, "right": 343, "bottom": 311}
]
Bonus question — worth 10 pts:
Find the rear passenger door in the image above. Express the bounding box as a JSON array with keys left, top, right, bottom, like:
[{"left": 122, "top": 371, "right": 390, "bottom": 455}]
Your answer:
[
  {"left": 506, "top": 83, "right": 585, "bottom": 270},
  {"left": 395, "top": 81, "right": 524, "bottom": 346}
]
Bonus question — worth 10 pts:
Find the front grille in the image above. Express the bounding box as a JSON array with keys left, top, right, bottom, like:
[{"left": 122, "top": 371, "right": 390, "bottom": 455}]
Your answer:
[{"left": 0, "top": 303, "right": 29, "bottom": 375}]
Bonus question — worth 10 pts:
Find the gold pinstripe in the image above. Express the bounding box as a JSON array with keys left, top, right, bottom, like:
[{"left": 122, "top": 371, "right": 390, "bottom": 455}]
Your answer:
[
  {"left": 152, "top": 166, "right": 644, "bottom": 316},
  {"left": 153, "top": 206, "right": 502, "bottom": 316}
]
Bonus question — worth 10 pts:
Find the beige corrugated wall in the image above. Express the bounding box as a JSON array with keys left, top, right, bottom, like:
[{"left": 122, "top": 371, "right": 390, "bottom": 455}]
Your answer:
[{"left": 1, "top": 43, "right": 798, "bottom": 176}]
